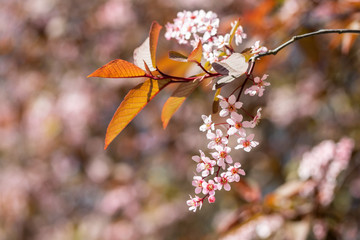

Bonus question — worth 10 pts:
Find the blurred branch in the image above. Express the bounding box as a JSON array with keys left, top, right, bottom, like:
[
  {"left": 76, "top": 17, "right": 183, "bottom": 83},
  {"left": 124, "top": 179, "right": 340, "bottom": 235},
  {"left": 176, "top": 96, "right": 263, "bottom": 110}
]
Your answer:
[{"left": 255, "top": 29, "right": 360, "bottom": 60}]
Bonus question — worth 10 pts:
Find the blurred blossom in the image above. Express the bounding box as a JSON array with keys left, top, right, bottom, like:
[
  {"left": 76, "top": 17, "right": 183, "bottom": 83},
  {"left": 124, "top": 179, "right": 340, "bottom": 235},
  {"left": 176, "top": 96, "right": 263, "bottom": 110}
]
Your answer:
[
  {"left": 220, "top": 214, "right": 284, "bottom": 240},
  {"left": 24, "top": 0, "right": 57, "bottom": 17},
  {"left": 46, "top": 16, "right": 66, "bottom": 39},
  {"left": 298, "top": 137, "right": 354, "bottom": 206},
  {"left": 266, "top": 73, "right": 324, "bottom": 127},
  {"left": 51, "top": 152, "right": 80, "bottom": 183},
  {"left": 0, "top": 167, "right": 30, "bottom": 222},
  {"left": 24, "top": 93, "right": 61, "bottom": 152},
  {"left": 86, "top": 155, "right": 111, "bottom": 183},
  {"left": 96, "top": 0, "right": 135, "bottom": 28},
  {"left": 313, "top": 220, "right": 327, "bottom": 240},
  {"left": 350, "top": 177, "right": 360, "bottom": 199}
]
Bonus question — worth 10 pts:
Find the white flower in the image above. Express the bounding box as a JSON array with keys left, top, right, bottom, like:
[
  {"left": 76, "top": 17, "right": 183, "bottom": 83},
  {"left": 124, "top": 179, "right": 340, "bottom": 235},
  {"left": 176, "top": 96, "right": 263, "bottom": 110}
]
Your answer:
[
  {"left": 206, "top": 129, "right": 228, "bottom": 149},
  {"left": 215, "top": 172, "right": 231, "bottom": 191},
  {"left": 218, "top": 95, "right": 243, "bottom": 117},
  {"left": 199, "top": 114, "right": 215, "bottom": 132},
  {"left": 245, "top": 74, "right": 270, "bottom": 97},
  {"left": 231, "top": 22, "right": 247, "bottom": 45},
  {"left": 192, "top": 176, "right": 204, "bottom": 194},
  {"left": 235, "top": 134, "right": 259, "bottom": 152},
  {"left": 211, "top": 145, "right": 233, "bottom": 168},
  {"left": 251, "top": 40, "right": 268, "bottom": 55},
  {"left": 226, "top": 112, "right": 252, "bottom": 136},
  {"left": 227, "top": 162, "right": 245, "bottom": 182},
  {"left": 187, "top": 195, "right": 202, "bottom": 212}
]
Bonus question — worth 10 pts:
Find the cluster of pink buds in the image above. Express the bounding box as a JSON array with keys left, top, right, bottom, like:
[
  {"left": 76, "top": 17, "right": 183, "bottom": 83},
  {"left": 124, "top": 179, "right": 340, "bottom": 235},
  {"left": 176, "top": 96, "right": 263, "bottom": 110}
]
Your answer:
[
  {"left": 187, "top": 95, "right": 264, "bottom": 212},
  {"left": 165, "top": 10, "right": 251, "bottom": 63}
]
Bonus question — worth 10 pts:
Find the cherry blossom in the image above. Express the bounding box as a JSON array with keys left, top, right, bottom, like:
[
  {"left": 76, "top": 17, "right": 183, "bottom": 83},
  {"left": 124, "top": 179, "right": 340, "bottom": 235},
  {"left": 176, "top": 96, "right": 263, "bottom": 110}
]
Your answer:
[
  {"left": 250, "top": 108, "right": 262, "bottom": 127},
  {"left": 226, "top": 112, "right": 252, "bottom": 136},
  {"left": 211, "top": 145, "right": 233, "bottom": 168},
  {"left": 192, "top": 150, "right": 211, "bottom": 173},
  {"left": 218, "top": 95, "right": 243, "bottom": 117},
  {"left": 208, "top": 195, "right": 216, "bottom": 203},
  {"left": 202, "top": 179, "right": 218, "bottom": 195},
  {"left": 192, "top": 176, "right": 204, "bottom": 194},
  {"left": 245, "top": 74, "right": 270, "bottom": 97},
  {"left": 235, "top": 134, "right": 259, "bottom": 152},
  {"left": 199, "top": 114, "right": 215, "bottom": 132},
  {"left": 206, "top": 129, "right": 228, "bottom": 149},
  {"left": 251, "top": 40, "right": 268, "bottom": 55},
  {"left": 227, "top": 162, "right": 246, "bottom": 182},
  {"left": 187, "top": 195, "right": 203, "bottom": 212},
  {"left": 231, "top": 22, "right": 247, "bottom": 45},
  {"left": 215, "top": 34, "right": 230, "bottom": 48},
  {"left": 197, "top": 157, "right": 216, "bottom": 177},
  {"left": 215, "top": 172, "right": 231, "bottom": 191}
]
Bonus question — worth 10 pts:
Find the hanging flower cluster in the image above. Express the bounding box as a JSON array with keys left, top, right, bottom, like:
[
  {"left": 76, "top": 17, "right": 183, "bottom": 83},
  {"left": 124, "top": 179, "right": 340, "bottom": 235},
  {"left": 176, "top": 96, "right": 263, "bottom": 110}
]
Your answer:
[
  {"left": 163, "top": 10, "right": 271, "bottom": 212},
  {"left": 186, "top": 94, "right": 264, "bottom": 212}
]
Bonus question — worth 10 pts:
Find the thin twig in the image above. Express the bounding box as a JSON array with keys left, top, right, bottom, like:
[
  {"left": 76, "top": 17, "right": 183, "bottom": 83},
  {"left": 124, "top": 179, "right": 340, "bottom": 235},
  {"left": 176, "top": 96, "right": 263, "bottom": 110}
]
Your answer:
[{"left": 254, "top": 29, "right": 360, "bottom": 60}]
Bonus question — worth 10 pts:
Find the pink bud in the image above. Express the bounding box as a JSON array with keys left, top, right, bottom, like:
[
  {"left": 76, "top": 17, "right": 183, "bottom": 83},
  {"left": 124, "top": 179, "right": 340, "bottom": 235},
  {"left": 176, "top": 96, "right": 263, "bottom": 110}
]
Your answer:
[{"left": 208, "top": 195, "right": 216, "bottom": 203}]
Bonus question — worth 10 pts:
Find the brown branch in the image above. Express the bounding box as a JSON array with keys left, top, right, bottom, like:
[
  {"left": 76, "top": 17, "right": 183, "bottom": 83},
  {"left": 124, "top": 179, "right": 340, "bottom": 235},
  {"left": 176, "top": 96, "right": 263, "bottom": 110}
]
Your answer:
[{"left": 254, "top": 29, "right": 360, "bottom": 60}]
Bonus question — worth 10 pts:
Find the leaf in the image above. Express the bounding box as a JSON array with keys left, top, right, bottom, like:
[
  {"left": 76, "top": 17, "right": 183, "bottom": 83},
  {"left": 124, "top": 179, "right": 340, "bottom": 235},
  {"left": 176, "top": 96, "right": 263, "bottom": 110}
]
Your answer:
[
  {"left": 168, "top": 51, "right": 188, "bottom": 62},
  {"left": 134, "top": 38, "right": 154, "bottom": 71},
  {"left": 212, "top": 53, "right": 248, "bottom": 77},
  {"left": 87, "top": 59, "right": 146, "bottom": 78},
  {"left": 161, "top": 81, "right": 200, "bottom": 129},
  {"left": 105, "top": 79, "right": 170, "bottom": 149},
  {"left": 212, "top": 88, "right": 221, "bottom": 113},
  {"left": 133, "top": 21, "right": 162, "bottom": 72},
  {"left": 187, "top": 41, "right": 202, "bottom": 63},
  {"left": 213, "top": 76, "right": 236, "bottom": 89},
  {"left": 149, "top": 21, "right": 162, "bottom": 68}
]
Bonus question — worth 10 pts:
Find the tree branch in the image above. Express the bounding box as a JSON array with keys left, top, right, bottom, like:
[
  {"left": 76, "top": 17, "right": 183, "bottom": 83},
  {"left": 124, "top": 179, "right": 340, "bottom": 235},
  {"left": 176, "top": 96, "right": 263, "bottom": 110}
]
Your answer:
[{"left": 254, "top": 29, "right": 360, "bottom": 60}]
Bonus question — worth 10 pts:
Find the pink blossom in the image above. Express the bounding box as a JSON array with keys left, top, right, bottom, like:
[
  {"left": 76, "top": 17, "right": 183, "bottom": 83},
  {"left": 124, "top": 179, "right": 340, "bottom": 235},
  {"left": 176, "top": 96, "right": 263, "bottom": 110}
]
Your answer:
[
  {"left": 186, "top": 195, "right": 203, "bottom": 212},
  {"left": 198, "top": 157, "right": 216, "bottom": 177},
  {"left": 215, "top": 172, "right": 231, "bottom": 191},
  {"left": 211, "top": 145, "right": 233, "bottom": 168},
  {"left": 192, "top": 150, "right": 211, "bottom": 173},
  {"left": 218, "top": 95, "right": 243, "bottom": 117},
  {"left": 235, "top": 134, "right": 259, "bottom": 152},
  {"left": 199, "top": 114, "right": 215, "bottom": 132},
  {"left": 251, "top": 40, "right": 268, "bottom": 55},
  {"left": 227, "top": 162, "right": 246, "bottom": 182},
  {"left": 250, "top": 108, "right": 262, "bottom": 127},
  {"left": 214, "top": 34, "right": 230, "bottom": 48},
  {"left": 208, "top": 195, "right": 216, "bottom": 203},
  {"left": 202, "top": 179, "right": 218, "bottom": 195},
  {"left": 231, "top": 22, "right": 247, "bottom": 45},
  {"left": 226, "top": 112, "right": 252, "bottom": 136},
  {"left": 192, "top": 176, "right": 204, "bottom": 194},
  {"left": 245, "top": 74, "right": 270, "bottom": 97},
  {"left": 206, "top": 129, "right": 228, "bottom": 149}
]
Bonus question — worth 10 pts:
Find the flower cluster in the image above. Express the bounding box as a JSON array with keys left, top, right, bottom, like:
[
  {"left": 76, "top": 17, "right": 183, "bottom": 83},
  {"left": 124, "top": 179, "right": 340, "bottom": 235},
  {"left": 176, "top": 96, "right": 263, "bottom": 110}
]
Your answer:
[
  {"left": 165, "top": 10, "right": 265, "bottom": 63},
  {"left": 298, "top": 137, "right": 354, "bottom": 206},
  {"left": 163, "top": 10, "right": 270, "bottom": 212},
  {"left": 187, "top": 95, "right": 264, "bottom": 212}
]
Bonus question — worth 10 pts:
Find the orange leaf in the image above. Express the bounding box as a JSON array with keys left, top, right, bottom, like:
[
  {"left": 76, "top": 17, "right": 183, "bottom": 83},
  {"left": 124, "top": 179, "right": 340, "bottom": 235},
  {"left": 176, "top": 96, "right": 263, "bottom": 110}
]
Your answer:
[
  {"left": 149, "top": 21, "right": 162, "bottom": 68},
  {"left": 161, "top": 81, "right": 200, "bottom": 129},
  {"left": 187, "top": 41, "right": 202, "bottom": 63},
  {"left": 133, "top": 21, "right": 162, "bottom": 72},
  {"left": 88, "top": 59, "right": 146, "bottom": 78},
  {"left": 105, "top": 79, "right": 170, "bottom": 149}
]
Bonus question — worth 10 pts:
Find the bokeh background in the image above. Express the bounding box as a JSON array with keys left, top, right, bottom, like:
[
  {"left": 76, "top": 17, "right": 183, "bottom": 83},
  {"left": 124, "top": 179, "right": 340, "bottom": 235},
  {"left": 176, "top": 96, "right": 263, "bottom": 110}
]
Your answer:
[{"left": 1, "top": 0, "right": 360, "bottom": 239}]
